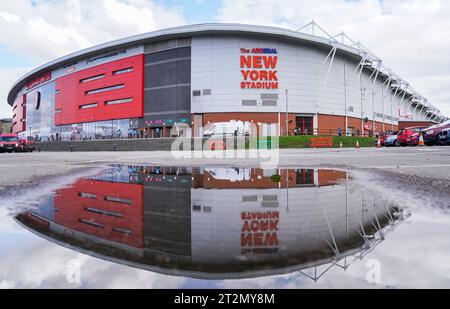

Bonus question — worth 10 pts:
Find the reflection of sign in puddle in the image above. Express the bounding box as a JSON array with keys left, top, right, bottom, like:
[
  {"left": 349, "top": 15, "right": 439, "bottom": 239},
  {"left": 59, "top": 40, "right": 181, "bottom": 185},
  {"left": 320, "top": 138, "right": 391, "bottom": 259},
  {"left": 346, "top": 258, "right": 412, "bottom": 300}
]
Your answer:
[
  {"left": 241, "top": 211, "right": 279, "bottom": 256},
  {"left": 14, "top": 165, "right": 409, "bottom": 281}
]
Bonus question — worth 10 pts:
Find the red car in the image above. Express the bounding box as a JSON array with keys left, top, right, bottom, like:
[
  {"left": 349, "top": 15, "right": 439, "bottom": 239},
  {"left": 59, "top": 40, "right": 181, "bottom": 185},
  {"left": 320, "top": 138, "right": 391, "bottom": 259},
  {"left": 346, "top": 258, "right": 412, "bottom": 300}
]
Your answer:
[
  {"left": 0, "top": 134, "right": 20, "bottom": 153},
  {"left": 396, "top": 126, "right": 426, "bottom": 146},
  {"left": 424, "top": 120, "right": 450, "bottom": 146},
  {"left": 18, "top": 138, "right": 36, "bottom": 152}
]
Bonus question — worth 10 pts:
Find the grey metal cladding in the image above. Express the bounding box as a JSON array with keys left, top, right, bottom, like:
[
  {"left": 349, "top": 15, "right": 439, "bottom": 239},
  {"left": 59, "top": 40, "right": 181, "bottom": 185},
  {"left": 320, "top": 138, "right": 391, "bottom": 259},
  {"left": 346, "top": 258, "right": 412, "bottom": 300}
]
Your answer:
[
  {"left": 261, "top": 93, "right": 278, "bottom": 100},
  {"left": 146, "top": 87, "right": 177, "bottom": 113},
  {"left": 144, "top": 85, "right": 191, "bottom": 113},
  {"left": 242, "top": 100, "right": 257, "bottom": 106},
  {"left": 144, "top": 47, "right": 191, "bottom": 63},
  {"left": 176, "top": 86, "right": 191, "bottom": 111},
  {"left": 262, "top": 100, "right": 277, "bottom": 106},
  {"left": 145, "top": 62, "right": 177, "bottom": 88},
  {"left": 144, "top": 60, "right": 190, "bottom": 88},
  {"left": 144, "top": 46, "right": 191, "bottom": 118},
  {"left": 176, "top": 59, "right": 191, "bottom": 84}
]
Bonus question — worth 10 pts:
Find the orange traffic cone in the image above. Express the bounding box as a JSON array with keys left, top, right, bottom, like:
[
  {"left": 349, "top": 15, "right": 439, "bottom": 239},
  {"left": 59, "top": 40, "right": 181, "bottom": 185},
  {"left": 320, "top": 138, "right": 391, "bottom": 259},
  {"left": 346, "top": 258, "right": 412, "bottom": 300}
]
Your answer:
[
  {"left": 355, "top": 140, "right": 360, "bottom": 148},
  {"left": 418, "top": 133, "right": 425, "bottom": 146},
  {"left": 376, "top": 139, "right": 381, "bottom": 148}
]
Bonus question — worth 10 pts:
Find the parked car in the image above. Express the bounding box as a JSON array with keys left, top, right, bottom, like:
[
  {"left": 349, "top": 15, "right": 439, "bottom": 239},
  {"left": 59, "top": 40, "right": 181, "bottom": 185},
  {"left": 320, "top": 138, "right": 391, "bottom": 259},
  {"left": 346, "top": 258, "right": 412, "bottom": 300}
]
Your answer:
[
  {"left": 18, "top": 138, "right": 36, "bottom": 152},
  {"left": 384, "top": 132, "right": 399, "bottom": 147},
  {"left": 396, "top": 127, "right": 426, "bottom": 146},
  {"left": 0, "top": 134, "right": 20, "bottom": 153},
  {"left": 436, "top": 128, "right": 450, "bottom": 145},
  {"left": 377, "top": 131, "right": 397, "bottom": 146},
  {"left": 424, "top": 120, "right": 450, "bottom": 146}
]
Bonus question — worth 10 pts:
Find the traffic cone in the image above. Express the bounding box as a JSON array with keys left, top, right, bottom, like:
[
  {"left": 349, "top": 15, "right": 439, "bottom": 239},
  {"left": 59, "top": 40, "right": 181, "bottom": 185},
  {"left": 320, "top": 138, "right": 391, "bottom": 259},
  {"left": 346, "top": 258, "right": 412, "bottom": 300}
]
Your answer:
[
  {"left": 355, "top": 140, "right": 360, "bottom": 148},
  {"left": 376, "top": 139, "right": 381, "bottom": 148},
  {"left": 418, "top": 133, "right": 425, "bottom": 146}
]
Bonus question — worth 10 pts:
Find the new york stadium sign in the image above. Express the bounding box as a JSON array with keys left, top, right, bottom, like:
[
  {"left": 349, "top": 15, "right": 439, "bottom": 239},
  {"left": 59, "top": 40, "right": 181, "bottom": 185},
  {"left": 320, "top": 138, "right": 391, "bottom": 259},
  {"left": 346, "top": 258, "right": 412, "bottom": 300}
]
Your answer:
[{"left": 240, "top": 48, "right": 279, "bottom": 90}]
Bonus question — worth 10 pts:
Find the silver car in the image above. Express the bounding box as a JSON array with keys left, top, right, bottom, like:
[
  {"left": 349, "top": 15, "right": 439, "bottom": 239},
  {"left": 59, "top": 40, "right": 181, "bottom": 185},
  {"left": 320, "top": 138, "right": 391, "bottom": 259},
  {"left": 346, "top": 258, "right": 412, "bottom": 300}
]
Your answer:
[{"left": 384, "top": 134, "right": 399, "bottom": 147}]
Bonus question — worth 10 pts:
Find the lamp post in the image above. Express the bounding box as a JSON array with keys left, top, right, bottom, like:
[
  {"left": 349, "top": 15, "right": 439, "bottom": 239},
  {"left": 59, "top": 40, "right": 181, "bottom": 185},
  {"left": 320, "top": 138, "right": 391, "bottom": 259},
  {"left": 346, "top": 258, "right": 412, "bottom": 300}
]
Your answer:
[{"left": 285, "top": 89, "right": 289, "bottom": 136}]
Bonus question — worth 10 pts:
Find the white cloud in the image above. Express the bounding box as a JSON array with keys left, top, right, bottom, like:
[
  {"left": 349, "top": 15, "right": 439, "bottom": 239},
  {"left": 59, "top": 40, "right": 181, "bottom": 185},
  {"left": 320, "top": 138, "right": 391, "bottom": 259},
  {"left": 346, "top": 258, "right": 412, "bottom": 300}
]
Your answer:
[
  {"left": 217, "top": 0, "right": 450, "bottom": 116},
  {"left": 0, "top": 67, "right": 32, "bottom": 118},
  {"left": 0, "top": 0, "right": 186, "bottom": 62}
]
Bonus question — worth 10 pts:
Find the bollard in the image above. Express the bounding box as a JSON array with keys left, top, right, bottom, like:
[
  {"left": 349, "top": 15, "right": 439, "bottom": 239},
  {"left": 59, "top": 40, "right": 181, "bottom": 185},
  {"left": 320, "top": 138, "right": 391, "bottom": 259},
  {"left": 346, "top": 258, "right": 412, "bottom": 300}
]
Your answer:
[
  {"left": 70, "top": 145, "right": 73, "bottom": 152},
  {"left": 114, "top": 143, "right": 117, "bottom": 152},
  {"left": 38, "top": 146, "right": 41, "bottom": 153}
]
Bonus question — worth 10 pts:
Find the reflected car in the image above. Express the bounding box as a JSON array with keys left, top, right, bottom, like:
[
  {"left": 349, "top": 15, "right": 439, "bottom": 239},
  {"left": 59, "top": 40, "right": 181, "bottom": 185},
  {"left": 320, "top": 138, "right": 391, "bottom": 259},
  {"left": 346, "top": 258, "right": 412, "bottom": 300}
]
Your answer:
[
  {"left": 424, "top": 120, "right": 450, "bottom": 146},
  {"left": 397, "top": 127, "right": 426, "bottom": 146},
  {"left": 384, "top": 133, "right": 399, "bottom": 147},
  {"left": 0, "top": 134, "right": 20, "bottom": 153}
]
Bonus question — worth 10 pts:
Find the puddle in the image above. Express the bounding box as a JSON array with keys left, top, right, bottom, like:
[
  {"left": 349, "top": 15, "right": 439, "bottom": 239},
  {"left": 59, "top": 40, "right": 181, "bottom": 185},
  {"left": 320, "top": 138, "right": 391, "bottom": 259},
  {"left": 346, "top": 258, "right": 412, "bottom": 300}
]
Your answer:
[{"left": 5, "top": 166, "right": 411, "bottom": 284}]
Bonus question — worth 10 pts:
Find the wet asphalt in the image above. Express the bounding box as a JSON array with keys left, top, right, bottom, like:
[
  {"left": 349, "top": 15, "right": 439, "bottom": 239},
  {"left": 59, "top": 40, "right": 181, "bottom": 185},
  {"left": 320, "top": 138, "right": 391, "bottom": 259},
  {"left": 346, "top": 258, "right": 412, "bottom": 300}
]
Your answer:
[{"left": 0, "top": 147, "right": 449, "bottom": 205}]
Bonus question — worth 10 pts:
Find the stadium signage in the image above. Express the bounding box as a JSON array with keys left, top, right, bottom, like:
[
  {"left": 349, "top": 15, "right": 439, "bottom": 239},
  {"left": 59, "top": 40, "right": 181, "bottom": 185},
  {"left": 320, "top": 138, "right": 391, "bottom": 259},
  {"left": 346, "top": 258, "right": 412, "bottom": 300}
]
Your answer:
[
  {"left": 241, "top": 211, "right": 279, "bottom": 255},
  {"left": 26, "top": 72, "right": 52, "bottom": 90},
  {"left": 240, "top": 48, "right": 279, "bottom": 90}
]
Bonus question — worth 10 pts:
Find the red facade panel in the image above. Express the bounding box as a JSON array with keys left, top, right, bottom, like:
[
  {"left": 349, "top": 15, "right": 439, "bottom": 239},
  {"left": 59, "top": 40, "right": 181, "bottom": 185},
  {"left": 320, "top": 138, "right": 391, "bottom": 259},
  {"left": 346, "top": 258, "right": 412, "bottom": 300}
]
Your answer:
[
  {"left": 55, "top": 55, "right": 144, "bottom": 125},
  {"left": 12, "top": 94, "right": 26, "bottom": 134},
  {"left": 54, "top": 179, "right": 144, "bottom": 248}
]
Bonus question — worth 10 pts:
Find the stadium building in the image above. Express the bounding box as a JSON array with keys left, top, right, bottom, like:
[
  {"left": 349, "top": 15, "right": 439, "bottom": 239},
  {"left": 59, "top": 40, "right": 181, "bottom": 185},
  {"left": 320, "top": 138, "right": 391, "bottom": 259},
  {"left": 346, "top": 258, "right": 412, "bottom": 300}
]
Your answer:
[{"left": 7, "top": 23, "right": 447, "bottom": 141}]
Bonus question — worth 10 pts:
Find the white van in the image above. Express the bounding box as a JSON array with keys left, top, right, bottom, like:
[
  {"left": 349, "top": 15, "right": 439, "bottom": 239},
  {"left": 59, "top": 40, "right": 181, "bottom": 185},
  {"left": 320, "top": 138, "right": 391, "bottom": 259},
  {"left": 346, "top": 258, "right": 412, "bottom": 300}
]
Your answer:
[{"left": 203, "top": 121, "right": 251, "bottom": 137}]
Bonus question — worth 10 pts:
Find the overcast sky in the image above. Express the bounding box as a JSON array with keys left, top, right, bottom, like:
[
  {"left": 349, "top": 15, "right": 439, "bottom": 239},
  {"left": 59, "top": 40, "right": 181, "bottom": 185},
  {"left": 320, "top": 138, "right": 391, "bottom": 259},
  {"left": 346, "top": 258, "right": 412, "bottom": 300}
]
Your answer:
[{"left": 0, "top": 0, "right": 449, "bottom": 118}]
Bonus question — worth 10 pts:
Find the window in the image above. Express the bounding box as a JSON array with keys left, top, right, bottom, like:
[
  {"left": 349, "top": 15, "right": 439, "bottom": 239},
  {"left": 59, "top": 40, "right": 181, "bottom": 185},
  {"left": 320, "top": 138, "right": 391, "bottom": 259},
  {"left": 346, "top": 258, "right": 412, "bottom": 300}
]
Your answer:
[
  {"left": 203, "top": 89, "right": 211, "bottom": 96},
  {"left": 113, "top": 67, "right": 133, "bottom": 75},
  {"left": 78, "top": 192, "right": 97, "bottom": 199},
  {"left": 261, "top": 93, "right": 278, "bottom": 100},
  {"left": 55, "top": 89, "right": 61, "bottom": 95},
  {"left": 105, "top": 98, "right": 133, "bottom": 106},
  {"left": 296, "top": 169, "right": 315, "bottom": 186},
  {"left": 80, "top": 74, "right": 105, "bottom": 83},
  {"left": 35, "top": 91, "right": 41, "bottom": 110},
  {"left": 262, "top": 100, "right": 277, "bottom": 106},
  {"left": 79, "top": 103, "right": 98, "bottom": 109},
  {"left": 85, "top": 84, "right": 124, "bottom": 95},
  {"left": 112, "top": 227, "right": 132, "bottom": 235},
  {"left": 87, "top": 50, "right": 126, "bottom": 64},
  {"left": 242, "top": 195, "right": 258, "bottom": 202},
  {"left": 1, "top": 136, "right": 19, "bottom": 142},
  {"left": 104, "top": 196, "right": 132, "bottom": 205},
  {"left": 55, "top": 109, "right": 62, "bottom": 113},
  {"left": 79, "top": 219, "right": 104, "bottom": 228},
  {"left": 242, "top": 100, "right": 257, "bottom": 106},
  {"left": 192, "top": 205, "right": 201, "bottom": 212},
  {"left": 192, "top": 90, "right": 201, "bottom": 96},
  {"left": 84, "top": 207, "right": 124, "bottom": 218}
]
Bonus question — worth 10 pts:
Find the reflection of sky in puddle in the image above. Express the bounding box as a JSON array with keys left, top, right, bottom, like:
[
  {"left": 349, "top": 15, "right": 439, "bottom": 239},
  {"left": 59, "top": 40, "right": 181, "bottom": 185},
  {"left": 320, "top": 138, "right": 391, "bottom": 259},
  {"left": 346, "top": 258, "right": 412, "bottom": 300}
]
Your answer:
[{"left": 0, "top": 165, "right": 449, "bottom": 288}]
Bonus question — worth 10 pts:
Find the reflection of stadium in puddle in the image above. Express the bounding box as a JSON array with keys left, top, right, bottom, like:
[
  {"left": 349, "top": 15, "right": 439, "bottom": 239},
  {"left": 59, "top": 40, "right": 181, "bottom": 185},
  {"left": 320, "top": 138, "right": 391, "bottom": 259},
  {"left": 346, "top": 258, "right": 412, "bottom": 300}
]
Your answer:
[{"left": 15, "top": 166, "right": 410, "bottom": 281}]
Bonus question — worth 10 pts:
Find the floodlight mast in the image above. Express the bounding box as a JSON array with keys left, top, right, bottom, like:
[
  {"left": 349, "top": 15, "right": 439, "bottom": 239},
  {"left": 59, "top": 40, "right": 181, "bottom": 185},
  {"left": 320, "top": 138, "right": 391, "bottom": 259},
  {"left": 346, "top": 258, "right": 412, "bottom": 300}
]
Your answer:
[{"left": 295, "top": 20, "right": 445, "bottom": 123}]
